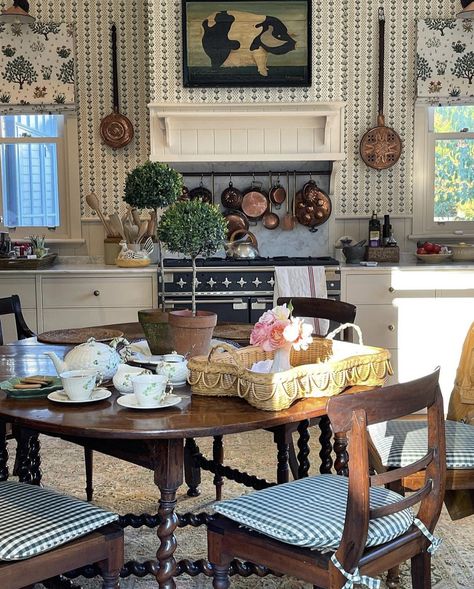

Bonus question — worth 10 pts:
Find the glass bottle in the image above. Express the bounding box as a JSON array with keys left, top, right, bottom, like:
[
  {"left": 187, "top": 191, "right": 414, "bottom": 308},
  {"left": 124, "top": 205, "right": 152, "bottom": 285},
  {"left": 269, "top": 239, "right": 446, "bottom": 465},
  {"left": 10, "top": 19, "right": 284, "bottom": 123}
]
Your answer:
[{"left": 369, "top": 211, "right": 381, "bottom": 247}]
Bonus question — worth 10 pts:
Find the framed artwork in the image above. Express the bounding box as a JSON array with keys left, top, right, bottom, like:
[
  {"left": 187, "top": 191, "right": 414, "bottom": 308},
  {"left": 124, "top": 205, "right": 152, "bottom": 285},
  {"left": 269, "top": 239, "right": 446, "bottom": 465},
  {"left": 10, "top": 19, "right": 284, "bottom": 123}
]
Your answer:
[{"left": 182, "top": 0, "right": 311, "bottom": 87}]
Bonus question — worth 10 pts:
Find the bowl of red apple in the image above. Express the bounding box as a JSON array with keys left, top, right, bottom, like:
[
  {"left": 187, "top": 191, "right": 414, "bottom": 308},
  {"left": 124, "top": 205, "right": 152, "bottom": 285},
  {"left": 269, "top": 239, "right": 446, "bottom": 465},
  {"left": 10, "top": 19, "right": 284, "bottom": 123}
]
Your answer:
[{"left": 416, "top": 242, "right": 452, "bottom": 263}]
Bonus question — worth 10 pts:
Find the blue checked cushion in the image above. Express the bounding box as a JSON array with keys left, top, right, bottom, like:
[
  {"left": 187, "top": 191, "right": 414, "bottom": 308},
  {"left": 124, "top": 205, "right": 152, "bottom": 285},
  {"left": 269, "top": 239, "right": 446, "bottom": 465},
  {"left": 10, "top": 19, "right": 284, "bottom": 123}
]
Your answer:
[
  {"left": 213, "top": 474, "right": 414, "bottom": 550},
  {"left": 369, "top": 419, "right": 474, "bottom": 469},
  {"left": 0, "top": 481, "right": 118, "bottom": 561}
]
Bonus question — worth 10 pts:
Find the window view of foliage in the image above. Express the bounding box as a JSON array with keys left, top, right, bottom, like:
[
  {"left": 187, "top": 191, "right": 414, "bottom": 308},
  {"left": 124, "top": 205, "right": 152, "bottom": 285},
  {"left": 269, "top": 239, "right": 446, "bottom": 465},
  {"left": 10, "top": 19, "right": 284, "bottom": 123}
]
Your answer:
[{"left": 433, "top": 106, "right": 474, "bottom": 222}]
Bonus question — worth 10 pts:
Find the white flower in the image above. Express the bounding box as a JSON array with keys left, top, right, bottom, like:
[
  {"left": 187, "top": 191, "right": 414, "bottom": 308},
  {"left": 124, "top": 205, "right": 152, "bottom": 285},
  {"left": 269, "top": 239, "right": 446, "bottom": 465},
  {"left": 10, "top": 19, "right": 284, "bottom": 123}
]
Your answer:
[{"left": 273, "top": 304, "right": 291, "bottom": 321}]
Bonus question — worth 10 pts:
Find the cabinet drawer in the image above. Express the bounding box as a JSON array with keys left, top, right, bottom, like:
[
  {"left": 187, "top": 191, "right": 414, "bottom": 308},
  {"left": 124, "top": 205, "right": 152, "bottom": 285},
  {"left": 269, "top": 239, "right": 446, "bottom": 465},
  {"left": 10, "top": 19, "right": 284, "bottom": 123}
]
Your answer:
[
  {"left": 42, "top": 277, "right": 154, "bottom": 308},
  {"left": 0, "top": 278, "right": 36, "bottom": 308},
  {"left": 43, "top": 308, "right": 144, "bottom": 331},
  {"left": 355, "top": 305, "right": 399, "bottom": 348},
  {"left": 346, "top": 273, "right": 435, "bottom": 305}
]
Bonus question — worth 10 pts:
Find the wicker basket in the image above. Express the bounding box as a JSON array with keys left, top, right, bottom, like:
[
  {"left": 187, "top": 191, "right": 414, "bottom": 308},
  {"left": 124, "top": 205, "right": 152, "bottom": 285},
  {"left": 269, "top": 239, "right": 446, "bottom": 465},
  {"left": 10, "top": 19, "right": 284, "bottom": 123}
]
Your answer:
[{"left": 188, "top": 324, "right": 393, "bottom": 411}]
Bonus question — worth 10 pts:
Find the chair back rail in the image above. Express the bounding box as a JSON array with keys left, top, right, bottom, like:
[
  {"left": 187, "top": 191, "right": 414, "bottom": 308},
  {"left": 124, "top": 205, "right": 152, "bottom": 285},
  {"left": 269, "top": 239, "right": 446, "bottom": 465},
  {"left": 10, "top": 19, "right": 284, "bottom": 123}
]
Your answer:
[
  {"left": 0, "top": 295, "right": 35, "bottom": 345},
  {"left": 276, "top": 296, "right": 356, "bottom": 325},
  {"left": 327, "top": 368, "right": 446, "bottom": 574}
]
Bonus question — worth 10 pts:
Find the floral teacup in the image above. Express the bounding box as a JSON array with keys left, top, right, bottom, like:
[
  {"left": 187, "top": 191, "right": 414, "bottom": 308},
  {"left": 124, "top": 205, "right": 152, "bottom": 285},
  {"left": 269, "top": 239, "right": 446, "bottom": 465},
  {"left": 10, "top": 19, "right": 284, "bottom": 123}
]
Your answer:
[
  {"left": 132, "top": 374, "right": 173, "bottom": 407},
  {"left": 112, "top": 364, "right": 151, "bottom": 394},
  {"left": 155, "top": 353, "right": 188, "bottom": 386}
]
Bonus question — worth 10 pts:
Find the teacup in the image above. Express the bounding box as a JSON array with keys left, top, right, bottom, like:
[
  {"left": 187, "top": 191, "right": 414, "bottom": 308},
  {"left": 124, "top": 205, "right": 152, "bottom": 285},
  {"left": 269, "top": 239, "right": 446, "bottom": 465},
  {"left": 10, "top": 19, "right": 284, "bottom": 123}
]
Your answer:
[
  {"left": 112, "top": 364, "right": 151, "bottom": 394},
  {"left": 60, "top": 369, "right": 103, "bottom": 401},
  {"left": 132, "top": 374, "right": 172, "bottom": 407},
  {"left": 155, "top": 353, "right": 188, "bottom": 386}
]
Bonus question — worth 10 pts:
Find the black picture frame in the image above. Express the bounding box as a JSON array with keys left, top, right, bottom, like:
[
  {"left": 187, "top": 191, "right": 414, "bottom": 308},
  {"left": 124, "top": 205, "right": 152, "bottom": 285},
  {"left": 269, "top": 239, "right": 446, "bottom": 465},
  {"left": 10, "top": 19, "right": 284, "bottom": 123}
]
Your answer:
[{"left": 182, "top": 0, "right": 312, "bottom": 88}]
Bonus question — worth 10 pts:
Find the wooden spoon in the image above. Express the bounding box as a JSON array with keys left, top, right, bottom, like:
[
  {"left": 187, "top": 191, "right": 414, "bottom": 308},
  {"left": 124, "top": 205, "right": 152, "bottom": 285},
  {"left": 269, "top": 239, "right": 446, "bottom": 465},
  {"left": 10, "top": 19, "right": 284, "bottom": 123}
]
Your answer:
[
  {"left": 86, "top": 192, "right": 112, "bottom": 236},
  {"left": 137, "top": 220, "right": 148, "bottom": 243},
  {"left": 109, "top": 213, "right": 126, "bottom": 240}
]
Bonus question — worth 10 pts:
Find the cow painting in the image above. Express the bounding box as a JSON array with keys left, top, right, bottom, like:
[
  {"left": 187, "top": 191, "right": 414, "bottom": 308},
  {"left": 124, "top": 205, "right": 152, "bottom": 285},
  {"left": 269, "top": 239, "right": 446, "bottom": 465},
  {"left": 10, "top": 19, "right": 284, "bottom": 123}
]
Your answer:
[
  {"left": 183, "top": 1, "right": 310, "bottom": 87},
  {"left": 202, "top": 10, "right": 296, "bottom": 77}
]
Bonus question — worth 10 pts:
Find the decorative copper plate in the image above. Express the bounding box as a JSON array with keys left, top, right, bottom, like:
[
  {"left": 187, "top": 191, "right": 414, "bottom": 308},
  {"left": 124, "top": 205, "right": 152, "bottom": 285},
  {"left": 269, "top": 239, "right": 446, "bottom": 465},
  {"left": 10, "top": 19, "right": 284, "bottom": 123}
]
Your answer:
[
  {"left": 100, "top": 112, "right": 134, "bottom": 149},
  {"left": 37, "top": 327, "right": 124, "bottom": 345},
  {"left": 360, "top": 123, "right": 402, "bottom": 170}
]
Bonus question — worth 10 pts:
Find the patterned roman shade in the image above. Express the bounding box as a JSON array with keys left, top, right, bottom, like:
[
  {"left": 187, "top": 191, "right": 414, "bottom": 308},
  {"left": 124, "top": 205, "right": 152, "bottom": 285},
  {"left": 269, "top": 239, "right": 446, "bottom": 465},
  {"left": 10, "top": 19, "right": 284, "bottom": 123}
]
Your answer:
[
  {"left": 0, "top": 21, "right": 75, "bottom": 114},
  {"left": 416, "top": 19, "right": 474, "bottom": 105}
]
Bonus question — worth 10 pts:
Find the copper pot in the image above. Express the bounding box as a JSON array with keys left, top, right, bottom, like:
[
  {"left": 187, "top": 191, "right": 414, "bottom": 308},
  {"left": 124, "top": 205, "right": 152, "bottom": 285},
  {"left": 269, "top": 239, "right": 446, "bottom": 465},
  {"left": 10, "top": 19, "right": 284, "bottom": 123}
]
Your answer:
[
  {"left": 295, "top": 183, "right": 332, "bottom": 232},
  {"left": 189, "top": 181, "right": 212, "bottom": 203},
  {"left": 269, "top": 173, "right": 286, "bottom": 209},
  {"left": 262, "top": 200, "right": 280, "bottom": 230}
]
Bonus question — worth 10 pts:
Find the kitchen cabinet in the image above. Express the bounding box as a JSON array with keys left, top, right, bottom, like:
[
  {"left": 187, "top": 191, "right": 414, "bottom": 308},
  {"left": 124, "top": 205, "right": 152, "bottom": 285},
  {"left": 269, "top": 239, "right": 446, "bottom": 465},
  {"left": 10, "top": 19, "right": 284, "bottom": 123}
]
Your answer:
[
  {"left": 341, "top": 266, "right": 474, "bottom": 411},
  {"left": 0, "top": 266, "right": 157, "bottom": 341}
]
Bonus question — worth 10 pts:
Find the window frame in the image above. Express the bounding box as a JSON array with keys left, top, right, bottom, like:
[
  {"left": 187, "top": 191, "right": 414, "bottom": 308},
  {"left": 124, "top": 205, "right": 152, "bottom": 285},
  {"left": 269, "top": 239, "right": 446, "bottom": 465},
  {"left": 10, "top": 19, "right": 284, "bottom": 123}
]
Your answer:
[
  {"left": 0, "top": 113, "right": 81, "bottom": 242},
  {"left": 412, "top": 103, "right": 474, "bottom": 240}
]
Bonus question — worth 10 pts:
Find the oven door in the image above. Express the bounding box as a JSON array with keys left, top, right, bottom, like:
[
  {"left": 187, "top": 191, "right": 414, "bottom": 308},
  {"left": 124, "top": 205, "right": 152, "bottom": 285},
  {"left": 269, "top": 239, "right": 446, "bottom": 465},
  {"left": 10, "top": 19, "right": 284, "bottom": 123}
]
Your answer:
[
  {"left": 249, "top": 297, "right": 273, "bottom": 323},
  {"left": 164, "top": 298, "right": 250, "bottom": 323}
]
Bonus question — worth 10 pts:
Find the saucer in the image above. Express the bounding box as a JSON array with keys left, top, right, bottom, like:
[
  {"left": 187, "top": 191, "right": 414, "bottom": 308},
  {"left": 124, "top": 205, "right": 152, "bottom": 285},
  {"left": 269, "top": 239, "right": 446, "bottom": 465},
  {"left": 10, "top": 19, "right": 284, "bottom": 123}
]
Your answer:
[
  {"left": 47, "top": 388, "right": 112, "bottom": 404},
  {"left": 117, "top": 393, "right": 182, "bottom": 410},
  {"left": 170, "top": 381, "right": 187, "bottom": 388}
]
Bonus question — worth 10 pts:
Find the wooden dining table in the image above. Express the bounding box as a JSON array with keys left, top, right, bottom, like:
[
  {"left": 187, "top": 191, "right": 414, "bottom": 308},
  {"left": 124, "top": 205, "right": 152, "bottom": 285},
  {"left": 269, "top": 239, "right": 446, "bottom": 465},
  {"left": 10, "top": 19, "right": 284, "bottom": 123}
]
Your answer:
[{"left": 0, "top": 324, "right": 361, "bottom": 588}]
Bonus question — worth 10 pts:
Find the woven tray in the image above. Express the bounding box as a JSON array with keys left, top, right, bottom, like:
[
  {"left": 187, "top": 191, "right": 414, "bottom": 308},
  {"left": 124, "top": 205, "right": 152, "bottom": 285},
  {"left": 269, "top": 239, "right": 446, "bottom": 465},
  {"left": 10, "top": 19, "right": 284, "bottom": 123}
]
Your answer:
[
  {"left": 37, "top": 327, "right": 124, "bottom": 344},
  {"left": 0, "top": 253, "right": 57, "bottom": 270},
  {"left": 188, "top": 324, "right": 393, "bottom": 411}
]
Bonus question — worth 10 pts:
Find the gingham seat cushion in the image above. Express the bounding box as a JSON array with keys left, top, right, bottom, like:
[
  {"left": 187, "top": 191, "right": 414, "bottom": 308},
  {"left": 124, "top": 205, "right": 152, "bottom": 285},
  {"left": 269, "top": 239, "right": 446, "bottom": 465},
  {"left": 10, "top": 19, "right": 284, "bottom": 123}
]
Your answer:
[
  {"left": 0, "top": 481, "right": 118, "bottom": 561},
  {"left": 369, "top": 419, "right": 474, "bottom": 469},
  {"left": 213, "top": 474, "right": 414, "bottom": 550}
]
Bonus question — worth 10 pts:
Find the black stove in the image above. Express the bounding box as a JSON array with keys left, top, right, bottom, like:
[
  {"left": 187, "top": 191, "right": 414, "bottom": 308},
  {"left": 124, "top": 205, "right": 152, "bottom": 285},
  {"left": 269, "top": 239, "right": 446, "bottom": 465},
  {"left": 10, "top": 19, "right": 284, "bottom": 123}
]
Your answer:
[{"left": 164, "top": 256, "right": 338, "bottom": 267}]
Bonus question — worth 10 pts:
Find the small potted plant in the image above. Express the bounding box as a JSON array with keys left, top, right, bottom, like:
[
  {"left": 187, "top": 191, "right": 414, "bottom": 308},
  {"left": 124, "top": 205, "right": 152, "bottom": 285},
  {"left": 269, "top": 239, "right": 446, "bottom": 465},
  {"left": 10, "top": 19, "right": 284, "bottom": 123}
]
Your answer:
[
  {"left": 123, "top": 161, "right": 182, "bottom": 355},
  {"left": 158, "top": 199, "right": 227, "bottom": 357}
]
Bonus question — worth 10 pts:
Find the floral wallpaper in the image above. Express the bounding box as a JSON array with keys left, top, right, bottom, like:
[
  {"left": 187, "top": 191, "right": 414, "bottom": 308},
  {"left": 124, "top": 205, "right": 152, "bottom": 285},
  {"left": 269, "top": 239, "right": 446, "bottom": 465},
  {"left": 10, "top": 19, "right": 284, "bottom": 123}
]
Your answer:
[
  {"left": 0, "top": 21, "right": 75, "bottom": 111},
  {"left": 0, "top": 0, "right": 461, "bottom": 219},
  {"left": 417, "top": 19, "right": 474, "bottom": 105}
]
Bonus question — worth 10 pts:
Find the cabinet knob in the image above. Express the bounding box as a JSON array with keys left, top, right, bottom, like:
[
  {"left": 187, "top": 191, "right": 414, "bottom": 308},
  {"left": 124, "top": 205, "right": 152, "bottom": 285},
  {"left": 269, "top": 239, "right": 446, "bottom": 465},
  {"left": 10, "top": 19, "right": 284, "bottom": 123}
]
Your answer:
[
  {"left": 93, "top": 290, "right": 100, "bottom": 296},
  {"left": 388, "top": 287, "right": 395, "bottom": 293},
  {"left": 388, "top": 324, "right": 395, "bottom": 331}
]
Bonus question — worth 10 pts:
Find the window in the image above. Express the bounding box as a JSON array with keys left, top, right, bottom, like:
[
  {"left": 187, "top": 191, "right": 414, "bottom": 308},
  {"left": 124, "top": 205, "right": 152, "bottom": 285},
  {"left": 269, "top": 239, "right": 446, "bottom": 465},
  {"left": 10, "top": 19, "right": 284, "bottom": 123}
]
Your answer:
[
  {"left": 413, "top": 104, "right": 474, "bottom": 238},
  {"left": 0, "top": 113, "right": 80, "bottom": 240}
]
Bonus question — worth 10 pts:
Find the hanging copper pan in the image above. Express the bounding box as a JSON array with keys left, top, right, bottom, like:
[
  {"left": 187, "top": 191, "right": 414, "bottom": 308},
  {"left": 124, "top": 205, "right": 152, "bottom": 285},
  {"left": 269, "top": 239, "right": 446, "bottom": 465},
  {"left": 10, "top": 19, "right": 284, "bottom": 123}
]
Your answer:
[
  {"left": 295, "top": 181, "right": 332, "bottom": 232},
  {"left": 100, "top": 25, "right": 134, "bottom": 149},
  {"left": 269, "top": 172, "right": 286, "bottom": 209},
  {"left": 241, "top": 178, "right": 268, "bottom": 223},
  {"left": 221, "top": 176, "right": 243, "bottom": 209},
  {"left": 223, "top": 209, "right": 249, "bottom": 239},
  {"left": 360, "top": 8, "right": 402, "bottom": 170}
]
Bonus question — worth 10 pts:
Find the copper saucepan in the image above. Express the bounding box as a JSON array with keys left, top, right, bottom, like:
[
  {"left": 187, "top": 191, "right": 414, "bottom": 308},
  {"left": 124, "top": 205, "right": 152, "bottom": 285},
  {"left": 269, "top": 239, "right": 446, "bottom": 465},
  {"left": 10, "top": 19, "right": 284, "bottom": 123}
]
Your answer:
[
  {"left": 269, "top": 172, "right": 286, "bottom": 209},
  {"left": 223, "top": 209, "right": 249, "bottom": 240}
]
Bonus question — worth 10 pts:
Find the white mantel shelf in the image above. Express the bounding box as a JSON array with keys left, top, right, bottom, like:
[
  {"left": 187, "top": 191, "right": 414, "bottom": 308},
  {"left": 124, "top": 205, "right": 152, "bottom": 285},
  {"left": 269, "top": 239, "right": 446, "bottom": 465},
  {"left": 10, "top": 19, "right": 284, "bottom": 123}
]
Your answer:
[{"left": 149, "top": 102, "right": 345, "bottom": 163}]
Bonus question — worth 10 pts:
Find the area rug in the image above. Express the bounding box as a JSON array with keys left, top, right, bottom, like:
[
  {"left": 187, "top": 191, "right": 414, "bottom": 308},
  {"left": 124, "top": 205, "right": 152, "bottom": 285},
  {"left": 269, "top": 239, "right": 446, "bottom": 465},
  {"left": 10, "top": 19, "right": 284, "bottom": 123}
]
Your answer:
[{"left": 9, "top": 430, "right": 473, "bottom": 589}]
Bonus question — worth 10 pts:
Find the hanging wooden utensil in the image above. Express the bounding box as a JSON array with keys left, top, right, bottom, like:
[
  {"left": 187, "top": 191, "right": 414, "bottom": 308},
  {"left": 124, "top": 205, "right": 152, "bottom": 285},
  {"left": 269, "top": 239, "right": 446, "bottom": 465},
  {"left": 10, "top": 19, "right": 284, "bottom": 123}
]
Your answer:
[
  {"left": 360, "top": 8, "right": 402, "bottom": 170},
  {"left": 100, "top": 24, "right": 134, "bottom": 149}
]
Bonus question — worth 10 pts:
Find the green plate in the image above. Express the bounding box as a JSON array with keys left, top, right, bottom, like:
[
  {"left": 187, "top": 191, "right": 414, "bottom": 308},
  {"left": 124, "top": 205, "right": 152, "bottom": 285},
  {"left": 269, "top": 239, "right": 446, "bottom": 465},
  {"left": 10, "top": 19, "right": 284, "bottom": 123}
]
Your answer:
[{"left": 0, "top": 376, "right": 62, "bottom": 399}]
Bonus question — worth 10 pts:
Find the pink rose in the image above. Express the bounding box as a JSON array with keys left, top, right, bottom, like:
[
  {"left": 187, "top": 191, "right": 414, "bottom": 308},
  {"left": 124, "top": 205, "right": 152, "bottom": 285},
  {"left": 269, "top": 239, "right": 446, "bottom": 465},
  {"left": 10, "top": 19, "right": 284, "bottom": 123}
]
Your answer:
[
  {"left": 262, "top": 320, "right": 290, "bottom": 351},
  {"left": 259, "top": 309, "right": 276, "bottom": 325},
  {"left": 250, "top": 321, "right": 271, "bottom": 346}
]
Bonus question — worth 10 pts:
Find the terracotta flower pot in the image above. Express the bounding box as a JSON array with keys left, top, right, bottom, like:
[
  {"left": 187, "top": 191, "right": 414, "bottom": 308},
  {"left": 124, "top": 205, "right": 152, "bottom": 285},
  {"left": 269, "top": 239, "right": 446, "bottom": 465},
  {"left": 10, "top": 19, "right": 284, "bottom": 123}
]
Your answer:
[
  {"left": 168, "top": 310, "right": 217, "bottom": 358},
  {"left": 138, "top": 309, "right": 172, "bottom": 355}
]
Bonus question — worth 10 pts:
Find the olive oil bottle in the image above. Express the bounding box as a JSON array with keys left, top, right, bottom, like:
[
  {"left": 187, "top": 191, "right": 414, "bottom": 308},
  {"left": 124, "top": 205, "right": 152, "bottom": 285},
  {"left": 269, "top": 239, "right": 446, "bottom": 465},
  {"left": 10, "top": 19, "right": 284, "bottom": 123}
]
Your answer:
[{"left": 368, "top": 211, "right": 381, "bottom": 247}]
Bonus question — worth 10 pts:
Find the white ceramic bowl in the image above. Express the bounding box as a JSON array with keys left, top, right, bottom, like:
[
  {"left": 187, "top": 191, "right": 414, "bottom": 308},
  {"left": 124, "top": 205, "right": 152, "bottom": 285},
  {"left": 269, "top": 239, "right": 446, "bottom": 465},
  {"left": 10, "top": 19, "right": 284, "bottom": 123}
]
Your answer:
[
  {"left": 416, "top": 252, "right": 452, "bottom": 264},
  {"left": 450, "top": 243, "right": 474, "bottom": 262}
]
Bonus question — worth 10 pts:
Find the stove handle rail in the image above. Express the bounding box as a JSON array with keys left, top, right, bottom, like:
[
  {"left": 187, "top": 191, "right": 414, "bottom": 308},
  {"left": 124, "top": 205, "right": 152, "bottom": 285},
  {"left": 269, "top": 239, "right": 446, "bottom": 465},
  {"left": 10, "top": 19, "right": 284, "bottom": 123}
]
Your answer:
[{"left": 164, "top": 298, "right": 248, "bottom": 310}]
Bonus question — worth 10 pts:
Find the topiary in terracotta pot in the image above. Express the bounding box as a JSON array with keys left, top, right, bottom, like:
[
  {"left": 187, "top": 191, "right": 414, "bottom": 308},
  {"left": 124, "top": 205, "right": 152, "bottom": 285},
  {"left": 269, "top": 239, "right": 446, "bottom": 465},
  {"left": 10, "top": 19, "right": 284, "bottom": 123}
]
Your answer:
[
  {"left": 138, "top": 309, "right": 172, "bottom": 355},
  {"left": 158, "top": 199, "right": 227, "bottom": 357}
]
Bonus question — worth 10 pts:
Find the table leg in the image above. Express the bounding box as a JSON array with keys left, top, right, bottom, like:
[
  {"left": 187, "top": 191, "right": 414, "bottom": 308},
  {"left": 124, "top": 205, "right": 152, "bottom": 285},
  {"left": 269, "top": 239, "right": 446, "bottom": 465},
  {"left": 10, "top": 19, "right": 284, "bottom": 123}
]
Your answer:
[
  {"left": 213, "top": 435, "right": 224, "bottom": 501},
  {"left": 153, "top": 438, "right": 184, "bottom": 589},
  {"left": 0, "top": 422, "right": 8, "bottom": 481},
  {"left": 334, "top": 432, "right": 349, "bottom": 476},
  {"left": 318, "top": 416, "right": 333, "bottom": 474},
  {"left": 184, "top": 438, "right": 201, "bottom": 497},
  {"left": 273, "top": 426, "right": 291, "bottom": 485},
  {"left": 296, "top": 419, "right": 310, "bottom": 478}
]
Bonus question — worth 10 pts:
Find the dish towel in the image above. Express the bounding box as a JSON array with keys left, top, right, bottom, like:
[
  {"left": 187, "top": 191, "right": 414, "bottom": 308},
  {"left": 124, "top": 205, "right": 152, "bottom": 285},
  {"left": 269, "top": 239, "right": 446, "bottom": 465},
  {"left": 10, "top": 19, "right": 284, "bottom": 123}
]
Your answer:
[{"left": 273, "top": 266, "right": 329, "bottom": 336}]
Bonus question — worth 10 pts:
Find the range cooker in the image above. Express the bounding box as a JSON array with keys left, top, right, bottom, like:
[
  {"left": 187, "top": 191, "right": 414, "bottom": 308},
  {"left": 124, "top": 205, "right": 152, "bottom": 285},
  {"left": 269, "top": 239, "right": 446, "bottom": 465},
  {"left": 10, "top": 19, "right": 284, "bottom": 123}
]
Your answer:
[{"left": 160, "top": 256, "right": 340, "bottom": 323}]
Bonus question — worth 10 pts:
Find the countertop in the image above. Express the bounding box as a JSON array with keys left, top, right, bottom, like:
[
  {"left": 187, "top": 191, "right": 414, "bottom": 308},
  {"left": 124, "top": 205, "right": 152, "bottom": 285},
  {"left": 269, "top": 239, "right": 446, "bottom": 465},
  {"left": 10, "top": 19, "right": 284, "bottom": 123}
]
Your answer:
[{"left": 0, "top": 262, "right": 158, "bottom": 275}]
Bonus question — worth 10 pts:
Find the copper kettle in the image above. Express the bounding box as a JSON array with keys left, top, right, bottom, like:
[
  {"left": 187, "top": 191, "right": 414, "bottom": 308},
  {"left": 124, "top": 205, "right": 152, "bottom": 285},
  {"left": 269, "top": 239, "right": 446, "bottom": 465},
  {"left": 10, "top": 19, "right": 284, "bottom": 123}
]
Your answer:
[{"left": 224, "top": 230, "right": 260, "bottom": 259}]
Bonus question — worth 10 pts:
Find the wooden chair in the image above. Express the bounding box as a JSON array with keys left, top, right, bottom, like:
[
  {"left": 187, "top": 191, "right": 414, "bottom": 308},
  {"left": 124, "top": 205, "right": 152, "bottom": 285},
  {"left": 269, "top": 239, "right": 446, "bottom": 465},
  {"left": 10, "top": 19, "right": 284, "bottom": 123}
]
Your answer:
[
  {"left": 208, "top": 369, "right": 446, "bottom": 589},
  {"left": 0, "top": 294, "right": 35, "bottom": 344},
  {"left": 276, "top": 296, "right": 357, "bottom": 340},
  {"left": 0, "top": 481, "right": 123, "bottom": 589}
]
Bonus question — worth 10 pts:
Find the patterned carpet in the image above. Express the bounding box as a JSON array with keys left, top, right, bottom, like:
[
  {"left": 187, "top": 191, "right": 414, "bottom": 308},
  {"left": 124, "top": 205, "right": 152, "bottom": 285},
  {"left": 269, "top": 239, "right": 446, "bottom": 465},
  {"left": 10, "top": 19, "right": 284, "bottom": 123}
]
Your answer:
[{"left": 10, "top": 430, "right": 473, "bottom": 589}]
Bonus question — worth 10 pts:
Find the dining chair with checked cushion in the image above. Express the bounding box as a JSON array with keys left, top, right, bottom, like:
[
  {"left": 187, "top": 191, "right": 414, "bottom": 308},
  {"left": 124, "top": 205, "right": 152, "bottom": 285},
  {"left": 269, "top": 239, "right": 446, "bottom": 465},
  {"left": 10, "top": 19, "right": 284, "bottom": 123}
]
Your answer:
[
  {"left": 207, "top": 369, "right": 446, "bottom": 589},
  {"left": 0, "top": 480, "right": 123, "bottom": 589}
]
